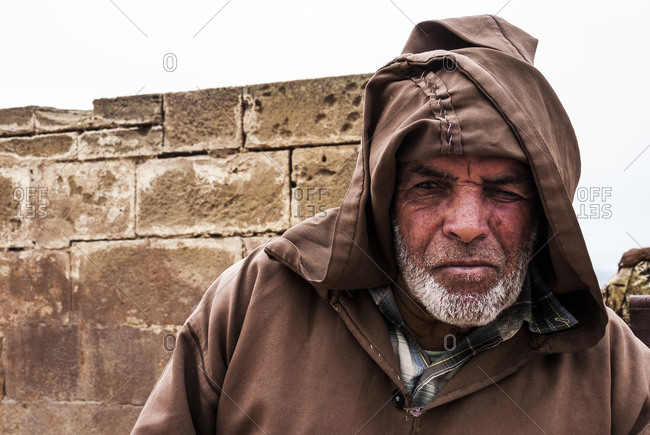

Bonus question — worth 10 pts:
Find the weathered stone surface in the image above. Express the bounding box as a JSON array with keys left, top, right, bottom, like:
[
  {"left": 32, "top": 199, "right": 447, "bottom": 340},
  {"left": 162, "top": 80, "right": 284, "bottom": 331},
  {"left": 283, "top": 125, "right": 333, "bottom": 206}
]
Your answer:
[
  {"left": 0, "top": 400, "right": 142, "bottom": 435},
  {"left": 93, "top": 93, "right": 162, "bottom": 127},
  {"left": 0, "top": 76, "right": 381, "bottom": 422},
  {"left": 0, "top": 106, "right": 34, "bottom": 136},
  {"left": 32, "top": 160, "right": 135, "bottom": 248},
  {"left": 79, "top": 326, "right": 178, "bottom": 405},
  {"left": 34, "top": 107, "right": 93, "bottom": 133},
  {"left": 0, "top": 132, "right": 77, "bottom": 159},
  {"left": 291, "top": 145, "right": 359, "bottom": 225},
  {"left": 0, "top": 332, "right": 5, "bottom": 399},
  {"left": 4, "top": 326, "right": 80, "bottom": 400},
  {"left": 242, "top": 234, "right": 278, "bottom": 256},
  {"left": 78, "top": 126, "right": 162, "bottom": 159},
  {"left": 163, "top": 87, "right": 242, "bottom": 152},
  {"left": 137, "top": 153, "right": 289, "bottom": 236},
  {"left": 2, "top": 325, "right": 176, "bottom": 408},
  {"left": 71, "top": 238, "right": 242, "bottom": 325},
  {"left": 243, "top": 74, "right": 371, "bottom": 148},
  {"left": 0, "top": 163, "right": 33, "bottom": 248},
  {"left": 0, "top": 249, "right": 69, "bottom": 326}
]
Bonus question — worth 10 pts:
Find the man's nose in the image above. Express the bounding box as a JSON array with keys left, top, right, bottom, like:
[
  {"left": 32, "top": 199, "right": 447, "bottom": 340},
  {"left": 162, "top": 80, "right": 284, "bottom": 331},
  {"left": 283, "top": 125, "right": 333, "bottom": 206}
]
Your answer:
[{"left": 442, "top": 193, "right": 490, "bottom": 243}]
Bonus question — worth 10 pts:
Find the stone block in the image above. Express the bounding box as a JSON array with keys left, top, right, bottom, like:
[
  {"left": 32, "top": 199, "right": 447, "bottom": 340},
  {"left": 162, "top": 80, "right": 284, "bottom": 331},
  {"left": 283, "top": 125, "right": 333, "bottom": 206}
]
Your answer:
[
  {"left": 71, "top": 238, "right": 242, "bottom": 325},
  {"left": 31, "top": 160, "right": 135, "bottom": 248},
  {"left": 4, "top": 326, "right": 80, "bottom": 400},
  {"left": 79, "top": 326, "right": 179, "bottom": 405},
  {"left": 243, "top": 74, "right": 371, "bottom": 148},
  {"left": 137, "top": 152, "right": 289, "bottom": 236},
  {"left": 291, "top": 145, "right": 359, "bottom": 225},
  {"left": 0, "top": 332, "right": 4, "bottom": 397},
  {"left": 0, "top": 106, "right": 34, "bottom": 136},
  {"left": 78, "top": 126, "right": 163, "bottom": 160},
  {"left": 0, "top": 164, "right": 33, "bottom": 247},
  {"left": 92, "top": 93, "right": 162, "bottom": 127},
  {"left": 0, "top": 132, "right": 77, "bottom": 159},
  {"left": 0, "top": 249, "right": 70, "bottom": 326},
  {"left": 242, "top": 234, "right": 279, "bottom": 256},
  {"left": 34, "top": 107, "right": 93, "bottom": 133},
  {"left": 0, "top": 400, "right": 142, "bottom": 435},
  {"left": 163, "top": 87, "right": 242, "bottom": 152}
]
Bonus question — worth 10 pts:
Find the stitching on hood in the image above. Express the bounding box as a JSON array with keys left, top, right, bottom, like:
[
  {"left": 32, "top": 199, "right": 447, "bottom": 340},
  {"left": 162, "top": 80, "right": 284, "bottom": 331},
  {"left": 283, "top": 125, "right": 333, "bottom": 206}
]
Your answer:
[{"left": 420, "top": 70, "right": 453, "bottom": 150}]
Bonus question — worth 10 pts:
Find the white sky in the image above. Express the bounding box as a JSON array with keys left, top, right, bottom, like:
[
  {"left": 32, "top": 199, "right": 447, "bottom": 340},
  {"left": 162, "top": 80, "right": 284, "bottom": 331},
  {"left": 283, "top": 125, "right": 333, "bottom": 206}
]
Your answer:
[{"left": 1, "top": 0, "right": 649, "bottom": 283}]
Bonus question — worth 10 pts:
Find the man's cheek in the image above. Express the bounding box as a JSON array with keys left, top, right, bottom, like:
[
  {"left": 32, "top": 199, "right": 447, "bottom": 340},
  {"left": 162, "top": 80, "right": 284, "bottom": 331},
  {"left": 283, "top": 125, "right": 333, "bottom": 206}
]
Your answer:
[
  {"left": 409, "top": 222, "right": 440, "bottom": 253},
  {"left": 490, "top": 207, "right": 532, "bottom": 238}
]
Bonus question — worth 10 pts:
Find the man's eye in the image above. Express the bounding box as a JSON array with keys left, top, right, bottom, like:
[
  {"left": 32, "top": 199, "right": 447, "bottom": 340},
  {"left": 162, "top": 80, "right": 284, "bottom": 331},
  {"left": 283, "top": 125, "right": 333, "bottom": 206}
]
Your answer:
[
  {"left": 488, "top": 189, "right": 523, "bottom": 202},
  {"left": 416, "top": 181, "right": 439, "bottom": 189}
]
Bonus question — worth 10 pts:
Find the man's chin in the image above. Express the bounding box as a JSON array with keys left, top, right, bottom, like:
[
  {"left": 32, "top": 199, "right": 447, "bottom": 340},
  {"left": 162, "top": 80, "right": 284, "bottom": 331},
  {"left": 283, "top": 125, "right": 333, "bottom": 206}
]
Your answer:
[
  {"left": 425, "top": 291, "right": 511, "bottom": 328},
  {"left": 436, "top": 315, "right": 494, "bottom": 329},
  {"left": 412, "top": 275, "right": 521, "bottom": 328}
]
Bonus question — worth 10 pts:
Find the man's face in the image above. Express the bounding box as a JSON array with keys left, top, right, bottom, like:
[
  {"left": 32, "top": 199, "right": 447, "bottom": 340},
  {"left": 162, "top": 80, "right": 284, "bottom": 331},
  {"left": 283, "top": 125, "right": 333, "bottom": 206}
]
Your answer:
[{"left": 392, "top": 154, "right": 538, "bottom": 327}]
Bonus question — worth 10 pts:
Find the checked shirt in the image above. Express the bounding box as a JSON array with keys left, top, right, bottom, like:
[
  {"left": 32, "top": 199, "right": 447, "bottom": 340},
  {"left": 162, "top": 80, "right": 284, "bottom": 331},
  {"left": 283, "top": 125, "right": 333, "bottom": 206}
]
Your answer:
[{"left": 369, "top": 266, "right": 578, "bottom": 412}]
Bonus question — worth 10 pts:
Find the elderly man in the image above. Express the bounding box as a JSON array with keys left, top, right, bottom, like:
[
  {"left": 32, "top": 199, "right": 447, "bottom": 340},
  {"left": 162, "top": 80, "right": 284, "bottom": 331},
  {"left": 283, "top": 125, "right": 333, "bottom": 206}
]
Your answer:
[{"left": 133, "top": 15, "right": 650, "bottom": 433}]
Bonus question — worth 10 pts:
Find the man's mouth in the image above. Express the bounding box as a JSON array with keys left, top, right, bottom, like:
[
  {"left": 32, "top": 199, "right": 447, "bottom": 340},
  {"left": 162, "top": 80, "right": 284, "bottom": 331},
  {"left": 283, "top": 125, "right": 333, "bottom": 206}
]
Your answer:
[
  {"left": 430, "top": 260, "right": 501, "bottom": 286},
  {"left": 434, "top": 260, "right": 497, "bottom": 269},
  {"left": 426, "top": 259, "right": 501, "bottom": 292}
]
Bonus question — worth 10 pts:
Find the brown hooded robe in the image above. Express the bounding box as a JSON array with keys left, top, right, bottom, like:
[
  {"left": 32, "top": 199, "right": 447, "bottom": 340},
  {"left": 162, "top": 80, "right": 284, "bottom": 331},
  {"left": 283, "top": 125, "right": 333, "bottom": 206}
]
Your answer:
[{"left": 133, "top": 15, "right": 650, "bottom": 434}]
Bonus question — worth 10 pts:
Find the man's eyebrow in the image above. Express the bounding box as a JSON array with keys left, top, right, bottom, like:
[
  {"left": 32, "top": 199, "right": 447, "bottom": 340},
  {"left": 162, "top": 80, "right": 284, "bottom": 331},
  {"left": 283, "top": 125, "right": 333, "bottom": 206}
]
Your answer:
[
  {"left": 407, "top": 165, "right": 457, "bottom": 180},
  {"left": 480, "top": 174, "right": 535, "bottom": 189}
]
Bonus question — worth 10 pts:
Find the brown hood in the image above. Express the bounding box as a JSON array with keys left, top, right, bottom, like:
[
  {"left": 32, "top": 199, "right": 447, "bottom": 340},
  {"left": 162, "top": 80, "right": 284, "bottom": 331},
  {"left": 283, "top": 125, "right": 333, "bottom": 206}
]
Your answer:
[{"left": 266, "top": 15, "right": 606, "bottom": 352}]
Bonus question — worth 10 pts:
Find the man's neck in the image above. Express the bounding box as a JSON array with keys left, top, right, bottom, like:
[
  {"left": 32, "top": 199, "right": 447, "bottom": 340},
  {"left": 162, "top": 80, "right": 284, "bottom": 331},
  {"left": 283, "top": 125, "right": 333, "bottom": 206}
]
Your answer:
[{"left": 392, "top": 277, "right": 473, "bottom": 351}]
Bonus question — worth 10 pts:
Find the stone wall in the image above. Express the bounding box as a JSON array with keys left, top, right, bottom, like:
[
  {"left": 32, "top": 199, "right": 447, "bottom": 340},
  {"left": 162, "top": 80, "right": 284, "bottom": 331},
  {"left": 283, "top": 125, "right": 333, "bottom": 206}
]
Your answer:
[{"left": 0, "top": 73, "right": 371, "bottom": 434}]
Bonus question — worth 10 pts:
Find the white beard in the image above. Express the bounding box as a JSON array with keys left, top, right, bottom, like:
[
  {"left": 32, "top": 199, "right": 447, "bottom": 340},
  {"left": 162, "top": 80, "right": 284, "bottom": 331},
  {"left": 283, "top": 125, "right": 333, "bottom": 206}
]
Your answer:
[{"left": 393, "top": 223, "right": 536, "bottom": 328}]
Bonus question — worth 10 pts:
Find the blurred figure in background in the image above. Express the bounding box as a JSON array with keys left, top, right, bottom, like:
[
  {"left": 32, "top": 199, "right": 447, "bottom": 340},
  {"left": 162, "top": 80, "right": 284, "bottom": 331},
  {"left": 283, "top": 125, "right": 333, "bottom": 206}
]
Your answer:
[{"left": 603, "top": 247, "right": 650, "bottom": 324}]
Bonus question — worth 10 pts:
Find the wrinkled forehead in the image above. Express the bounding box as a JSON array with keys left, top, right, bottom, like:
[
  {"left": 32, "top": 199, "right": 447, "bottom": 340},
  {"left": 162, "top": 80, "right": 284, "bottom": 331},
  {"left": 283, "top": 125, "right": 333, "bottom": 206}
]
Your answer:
[{"left": 395, "top": 154, "right": 535, "bottom": 188}]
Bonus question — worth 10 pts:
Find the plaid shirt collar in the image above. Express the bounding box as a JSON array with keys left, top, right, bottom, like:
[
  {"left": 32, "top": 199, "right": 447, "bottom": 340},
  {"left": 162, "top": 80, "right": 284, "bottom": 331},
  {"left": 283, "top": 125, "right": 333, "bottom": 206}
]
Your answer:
[{"left": 369, "top": 265, "right": 578, "bottom": 412}]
